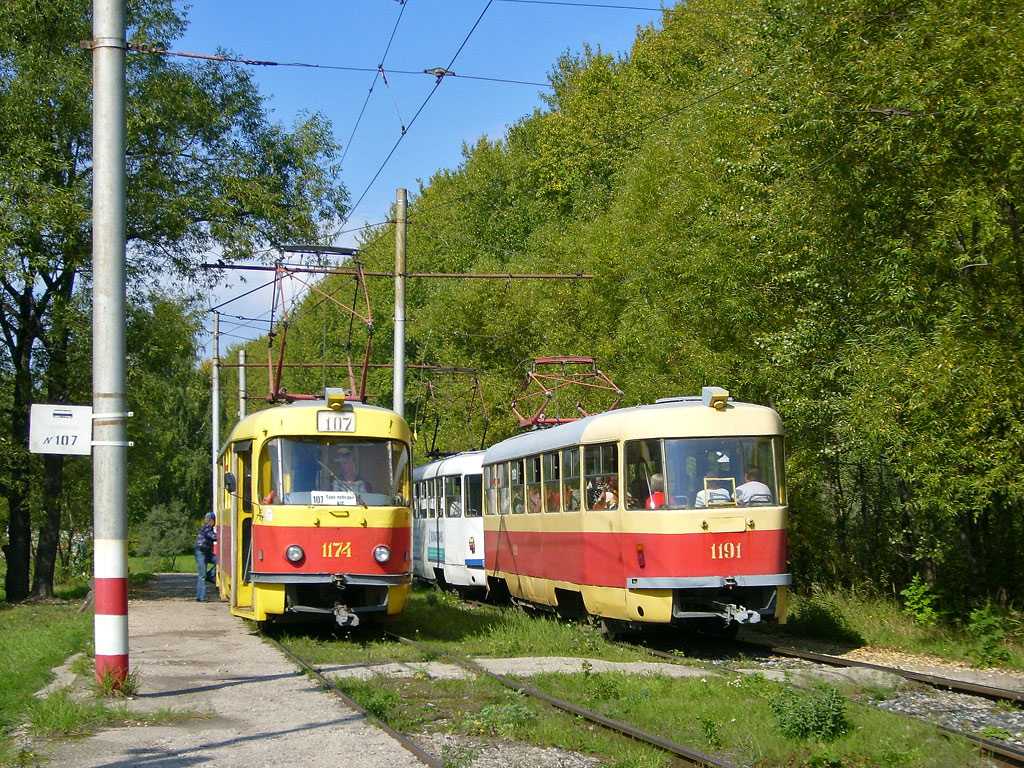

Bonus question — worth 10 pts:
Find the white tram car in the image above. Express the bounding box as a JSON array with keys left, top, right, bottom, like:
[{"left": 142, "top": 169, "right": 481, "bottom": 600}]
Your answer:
[{"left": 412, "top": 451, "right": 486, "bottom": 595}]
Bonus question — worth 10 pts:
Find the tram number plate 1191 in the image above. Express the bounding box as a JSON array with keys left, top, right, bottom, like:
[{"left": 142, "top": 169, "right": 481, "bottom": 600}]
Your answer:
[{"left": 317, "top": 411, "right": 356, "bottom": 432}]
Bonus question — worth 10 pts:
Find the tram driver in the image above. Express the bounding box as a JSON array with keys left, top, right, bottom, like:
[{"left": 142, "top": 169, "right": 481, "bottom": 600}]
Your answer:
[
  {"left": 695, "top": 470, "right": 734, "bottom": 508},
  {"left": 327, "top": 447, "right": 372, "bottom": 494}
]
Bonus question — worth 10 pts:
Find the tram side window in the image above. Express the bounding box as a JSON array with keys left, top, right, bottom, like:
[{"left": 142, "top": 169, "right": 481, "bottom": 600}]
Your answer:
[
  {"left": 238, "top": 446, "right": 253, "bottom": 513},
  {"left": 390, "top": 441, "right": 411, "bottom": 506},
  {"left": 542, "top": 452, "right": 560, "bottom": 512},
  {"left": 510, "top": 459, "right": 526, "bottom": 514},
  {"left": 465, "top": 473, "right": 483, "bottom": 517},
  {"left": 561, "top": 447, "right": 581, "bottom": 511},
  {"left": 625, "top": 439, "right": 665, "bottom": 510},
  {"left": 445, "top": 475, "right": 462, "bottom": 517},
  {"left": 427, "top": 478, "right": 439, "bottom": 518},
  {"left": 525, "top": 455, "right": 542, "bottom": 513},
  {"left": 584, "top": 443, "right": 619, "bottom": 510},
  {"left": 483, "top": 465, "right": 497, "bottom": 515},
  {"left": 413, "top": 482, "right": 423, "bottom": 518},
  {"left": 497, "top": 463, "right": 511, "bottom": 514}
]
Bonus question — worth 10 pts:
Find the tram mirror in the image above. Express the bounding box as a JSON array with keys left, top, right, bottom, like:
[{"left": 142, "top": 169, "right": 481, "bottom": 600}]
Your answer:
[{"left": 224, "top": 472, "right": 237, "bottom": 493}]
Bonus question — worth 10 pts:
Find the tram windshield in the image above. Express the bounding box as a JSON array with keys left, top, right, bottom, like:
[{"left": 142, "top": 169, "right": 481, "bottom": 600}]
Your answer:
[
  {"left": 259, "top": 437, "right": 410, "bottom": 507},
  {"left": 624, "top": 436, "right": 783, "bottom": 510}
]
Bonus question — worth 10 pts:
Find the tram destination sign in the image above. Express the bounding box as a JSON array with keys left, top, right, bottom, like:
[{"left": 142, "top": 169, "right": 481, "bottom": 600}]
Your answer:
[
  {"left": 29, "top": 404, "right": 93, "bottom": 456},
  {"left": 317, "top": 410, "right": 355, "bottom": 433}
]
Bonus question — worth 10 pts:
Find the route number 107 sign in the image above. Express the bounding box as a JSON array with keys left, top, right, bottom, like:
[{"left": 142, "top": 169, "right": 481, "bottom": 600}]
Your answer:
[
  {"left": 317, "top": 410, "right": 356, "bottom": 433},
  {"left": 29, "top": 404, "right": 93, "bottom": 456}
]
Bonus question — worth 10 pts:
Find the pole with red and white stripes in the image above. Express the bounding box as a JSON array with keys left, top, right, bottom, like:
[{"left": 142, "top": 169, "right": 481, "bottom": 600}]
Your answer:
[{"left": 90, "top": 0, "right": 129, "bottom": 685}]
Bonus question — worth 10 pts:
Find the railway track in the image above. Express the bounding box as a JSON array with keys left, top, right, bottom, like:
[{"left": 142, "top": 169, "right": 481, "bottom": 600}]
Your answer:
[
  {"left": 737, "top": 639, "right": 1024, "bottom": 704},
  {"left": 265, "top": 626, "right": 737, "bottom": 768},
  {"left": 387, "top": 632, "right": 738, "bottom": 768},
  {"left": 263, "top": 633, "right": 446, "bottom": 768},
  {"left": 625, "top": 637, "right": 1024, "bottom": 768}
]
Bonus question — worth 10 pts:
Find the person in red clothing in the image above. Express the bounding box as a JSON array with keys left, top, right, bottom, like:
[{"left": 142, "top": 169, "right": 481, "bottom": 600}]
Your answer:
[{"left": 645, "top": 473, "right": 666, "bottom": 509}]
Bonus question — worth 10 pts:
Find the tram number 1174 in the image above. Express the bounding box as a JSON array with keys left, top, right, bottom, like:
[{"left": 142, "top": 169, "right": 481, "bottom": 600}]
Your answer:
[
  {"left": 710, "top": 542, "right": 742, "bottom": 560},
  {"left": 322, "top": 541, "right": 352, "bottom": 558}
]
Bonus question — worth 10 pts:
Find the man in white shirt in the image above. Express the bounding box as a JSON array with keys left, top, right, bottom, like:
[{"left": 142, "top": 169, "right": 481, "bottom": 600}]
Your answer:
[
  {"left": 736, "top": 468, "right": 773, "bottom": 505},
  {"left": 695, "top": 472, "right": 733, "bottom": 508}
]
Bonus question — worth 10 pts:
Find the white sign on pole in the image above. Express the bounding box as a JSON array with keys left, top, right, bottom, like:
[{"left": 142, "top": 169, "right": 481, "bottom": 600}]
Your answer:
[{"left": 29, "top": 404, "right": 93, "bottom": 456}]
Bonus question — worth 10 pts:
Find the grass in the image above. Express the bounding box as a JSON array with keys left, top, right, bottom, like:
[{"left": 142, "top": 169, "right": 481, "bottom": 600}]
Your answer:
[
  {"left": 272, "top": 585, "right": 644, "bottom": 667},
  {"left": 0, "top": 603, "right": 94, "bottom": 735},
  {"left": 0, "top": 569, "right": 194, "bottom": 767},
  {"left": 335, "top": 673, "right": 669, "bottom": 768},
  {"left": 332, "top": 665, "right": 989, "bottom": 768},
  {"left": 280, "top": 585, "right": 1013, "bottom": 767},
  {"left": 128, "top": 554, "right": 195, "bottom": 575},
  {"left": 747, "top": 587, "right": 1024, "bottom": 672}
]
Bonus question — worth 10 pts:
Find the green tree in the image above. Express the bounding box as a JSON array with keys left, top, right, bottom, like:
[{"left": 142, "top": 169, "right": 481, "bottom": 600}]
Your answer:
[{"left": 0, "top": 0, "right": 347, "bottom": 601}]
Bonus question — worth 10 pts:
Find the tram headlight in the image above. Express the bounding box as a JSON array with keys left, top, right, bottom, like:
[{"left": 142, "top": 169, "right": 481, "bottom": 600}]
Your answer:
[
  {"left": 372, "top": 545, "right": 391, "bottom": 564},
  {"left": 285, "top": 545, "right": 304, "bottom": 563}
]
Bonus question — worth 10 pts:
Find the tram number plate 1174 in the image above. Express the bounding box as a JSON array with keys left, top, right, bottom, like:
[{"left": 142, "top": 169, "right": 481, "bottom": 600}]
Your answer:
[{"left": 317, "top": 411, "right": 356, "bottom": 433}]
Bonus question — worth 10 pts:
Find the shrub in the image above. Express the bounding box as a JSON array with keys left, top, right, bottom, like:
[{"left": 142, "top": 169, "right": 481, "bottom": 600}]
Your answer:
[
  {"left": 968, "top": 605, "right": 1011, "bottom": 667},
  {"left": 900, "top": 575, "right": 938, "bottom": 626},
  {"left": 768, "top": 685, "right": 850, "bottom": 742}
]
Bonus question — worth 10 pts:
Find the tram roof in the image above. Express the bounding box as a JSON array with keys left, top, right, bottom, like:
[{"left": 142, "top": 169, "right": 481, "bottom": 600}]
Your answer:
[
  {"left": 413, "top": 450, "right": 485, "bottom": 482},
  {"left": 220, "top": 398, "right": 410, "bottom": 457},
  {"left": 482, "top": 397, "right": 782, "bottom": 465}
]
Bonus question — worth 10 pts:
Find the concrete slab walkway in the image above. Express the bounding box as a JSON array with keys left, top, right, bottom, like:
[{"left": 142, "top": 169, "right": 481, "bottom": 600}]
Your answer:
[{"left": 36, "top": 574, "right": 424, "bottom": 768}]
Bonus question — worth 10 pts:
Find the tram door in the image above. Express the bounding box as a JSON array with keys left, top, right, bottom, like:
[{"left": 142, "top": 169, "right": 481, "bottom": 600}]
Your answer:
[
  {"left": 232, "top": 441, "right": 254, "bottom": 610},
  {"left": 428, "top": 477, "right": 444, "bottom": 577}
]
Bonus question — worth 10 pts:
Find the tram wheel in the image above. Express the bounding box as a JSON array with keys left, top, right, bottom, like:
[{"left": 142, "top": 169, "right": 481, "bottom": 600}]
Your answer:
[{"left": 599, "top": 618, "right": 623, "bottom": 641}]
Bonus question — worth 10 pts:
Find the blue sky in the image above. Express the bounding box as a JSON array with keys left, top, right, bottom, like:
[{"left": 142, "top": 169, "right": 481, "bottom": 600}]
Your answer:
[{"left": 177, "top": 0, "right": 665, "bottom": 353}]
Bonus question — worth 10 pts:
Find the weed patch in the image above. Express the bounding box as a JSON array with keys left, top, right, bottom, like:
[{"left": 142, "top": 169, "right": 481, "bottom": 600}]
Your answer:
[{"left": 767, "top": 684, "right": 850, "bottom": 741}]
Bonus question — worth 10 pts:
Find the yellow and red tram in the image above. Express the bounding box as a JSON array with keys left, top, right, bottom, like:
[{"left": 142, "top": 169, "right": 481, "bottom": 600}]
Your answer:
[
  {"left": 482, "top": 387, "right": 789, "bottom": 635},
  {"left": 215, "top": 389, "right": 413, "bottom": 626}
]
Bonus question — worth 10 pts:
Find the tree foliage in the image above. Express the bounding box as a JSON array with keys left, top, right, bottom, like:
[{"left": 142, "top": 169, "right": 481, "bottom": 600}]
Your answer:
[
  {"left": 119, "top": 0, "right": 1024, "bottom": 616},
  {"left": 0, "top": 0, "right": 347, "bottom": 600}
]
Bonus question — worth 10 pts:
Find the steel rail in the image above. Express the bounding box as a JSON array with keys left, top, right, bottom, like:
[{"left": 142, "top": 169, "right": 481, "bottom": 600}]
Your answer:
[
  {"left": 262, "top": 634, "right": 444, "bottom": 768},
  {"left": 627, "top": 640, "right": 1024, "bottom": 767},
  {"left": 387, "top": 633, "right": 738, "bottom": 768},
  {"left": 738, "top": 640, "right": 1024, "bottom": 704}
]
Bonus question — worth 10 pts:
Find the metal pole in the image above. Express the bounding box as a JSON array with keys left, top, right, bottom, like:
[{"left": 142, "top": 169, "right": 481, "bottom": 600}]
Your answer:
[
  {"left": 393, "top": 188, "right": 407, "bottom": 418},
  {"left": 91, "top": 0, "right": 129, "bottom": 686},
  {"left": 238, "top": 347, "right": 247, "bottom": 421},
  {"left": 211, "top": 312, "right": 220, "bottom": 518}
]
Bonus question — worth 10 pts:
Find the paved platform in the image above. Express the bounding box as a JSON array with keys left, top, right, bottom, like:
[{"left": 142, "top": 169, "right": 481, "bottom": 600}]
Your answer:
[{"left": 37, "top": 573, "right": 424, "bottom": 768}]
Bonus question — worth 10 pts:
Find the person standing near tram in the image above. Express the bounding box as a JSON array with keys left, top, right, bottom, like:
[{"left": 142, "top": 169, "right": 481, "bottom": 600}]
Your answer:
[{"left": 195, "top": 512, "right": 217, "bottom": 602}]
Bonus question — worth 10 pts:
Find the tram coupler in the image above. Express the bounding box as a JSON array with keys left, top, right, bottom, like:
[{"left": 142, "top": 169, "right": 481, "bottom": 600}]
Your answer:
[
  {"left": 712, "top": 602, "right": 761, "bottom": 624},
  {"left": 333, "top": 604, "right": 360, "bottom": 628}
]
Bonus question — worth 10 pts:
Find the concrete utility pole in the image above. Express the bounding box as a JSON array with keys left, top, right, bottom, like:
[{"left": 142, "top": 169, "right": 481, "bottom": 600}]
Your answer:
[
  {"left": 211, "top": 312, "right": 220, "bottom": 518},
  {"left": 393, "top": 188, "right": 407, "bottom": 418},
  {"left": 90, "top": 0, "right": 130, "bottom": 685},
  {"left": 238, "top": 348, "right": 247, "bottom": 421}
]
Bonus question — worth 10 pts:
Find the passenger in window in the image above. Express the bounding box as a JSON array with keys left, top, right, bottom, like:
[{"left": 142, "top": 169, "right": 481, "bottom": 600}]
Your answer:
[
  {"left": 545, "top": 487, "right": 560, "bottom": 512},
  {"left": 736, "top": 468, "right": 772, "bottom": 505},
  {"left": 695, "top": 471, "right": 733, "bottom": 507},
  {"left": 528, "top": 486, "right": 542, "bottom": 513},
  {"left": 645, "top": 473, "right": 666, "bottom": 509},
  {"left": 566, "top": 487, "right": 581, "bottom": 510},
  {"left": 595, "top": 476, "right": 618, "bottom": 509}
]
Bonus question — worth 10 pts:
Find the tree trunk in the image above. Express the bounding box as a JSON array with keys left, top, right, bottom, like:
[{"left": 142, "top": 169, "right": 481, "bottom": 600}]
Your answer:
[
  {"left": 4, "top": 362, "right": 34, "bottom": 602},
  {"left": 31, "top": 453, "right": 64, "bottom": 598}
]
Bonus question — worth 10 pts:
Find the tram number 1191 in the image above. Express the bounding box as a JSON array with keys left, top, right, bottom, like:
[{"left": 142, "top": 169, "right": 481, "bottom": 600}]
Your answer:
[{"left": 710, "top": 542, "right": 741, "bottom": 560}]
